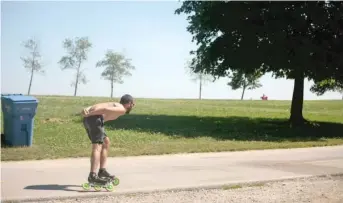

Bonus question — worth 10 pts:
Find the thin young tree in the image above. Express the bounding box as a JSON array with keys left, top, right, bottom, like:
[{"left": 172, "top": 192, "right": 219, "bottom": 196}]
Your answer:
[
  {"left": 339, "top": 88, "right": 343, "bottom": 100},
  {"left": 58, "top": 37, "right": 92, "bottom": 96},
  {"left": 186, "top": 61, "right": 214, "bottom": 100},
  {"left": 227, "top": 70, "right": 263, "bottom": 100},
  {"left": 96, "top": 50, "right": 135, "bottom": 98},
  {"left": 20, "top": 37, "right": 44, "bottom": 95}
]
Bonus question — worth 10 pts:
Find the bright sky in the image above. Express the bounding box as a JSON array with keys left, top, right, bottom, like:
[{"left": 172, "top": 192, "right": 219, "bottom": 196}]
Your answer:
[{"left": 1, "top": 1, "right": 341, "bottom": 100}]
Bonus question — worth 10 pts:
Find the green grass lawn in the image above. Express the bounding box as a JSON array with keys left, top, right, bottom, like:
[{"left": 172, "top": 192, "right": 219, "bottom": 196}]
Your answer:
[{"left": 1, "top": 96, "right": 343, "bottom": 161}]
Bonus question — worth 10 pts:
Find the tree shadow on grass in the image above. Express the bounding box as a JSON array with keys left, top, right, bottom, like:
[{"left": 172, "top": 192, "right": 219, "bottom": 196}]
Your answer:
[{"left": 75, "top": 114, "right": 343, "bottom": 142}]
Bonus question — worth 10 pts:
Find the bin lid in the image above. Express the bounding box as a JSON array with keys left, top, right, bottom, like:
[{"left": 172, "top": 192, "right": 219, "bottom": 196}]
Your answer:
[{"left": 1, "top": 95, "right": 38, "bottom": 102}]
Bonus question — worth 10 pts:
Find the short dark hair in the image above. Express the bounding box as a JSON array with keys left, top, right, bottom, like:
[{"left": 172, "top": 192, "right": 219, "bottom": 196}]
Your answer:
[{"left": 120, "top": 94, "right": 133, "bottom": 104}]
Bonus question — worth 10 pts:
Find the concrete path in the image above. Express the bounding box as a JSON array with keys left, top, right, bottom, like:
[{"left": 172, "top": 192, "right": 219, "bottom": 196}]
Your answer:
[{"left": 2, "top": 146, "right": 343, "bottom": 202}]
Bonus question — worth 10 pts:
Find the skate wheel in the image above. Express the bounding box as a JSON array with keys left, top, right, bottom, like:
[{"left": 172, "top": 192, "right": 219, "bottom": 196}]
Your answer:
[
  {"left": 112, "top": 177, "right": 120, "bottom": 186},
  {"left": 106, "top": 184, "right": 114, "bottom": 192},
  {"left": 93, "top": 185, "right": 102, "bottom": 191},
  {"left": 81, "top": 183, "right": 91, "bottom": 190}
]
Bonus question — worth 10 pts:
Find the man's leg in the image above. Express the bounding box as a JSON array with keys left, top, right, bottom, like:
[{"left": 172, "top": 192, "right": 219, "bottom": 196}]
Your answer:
[
  {"left": 88, "top": 142, "right": 108, "bottom": 184},
  {"left": 88, "top": 131, "right": 106, "bottom": 183},
  {"left": 84, "top": 119, "right": 103, "bottom": 174},
  {"left": 100, "top": 136, "right": 110, "bottom": 169},
  {"left": 90, "top": 143, "right": 102, "bottom": 173},
  {"left": 98, "top": 136, "right": 115, "bottom": 179}
]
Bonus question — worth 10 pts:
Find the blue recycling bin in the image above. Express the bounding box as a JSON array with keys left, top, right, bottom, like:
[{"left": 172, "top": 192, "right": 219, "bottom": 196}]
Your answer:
[{"left": 1, "top": 94, "right": 39, "bottom": 147}]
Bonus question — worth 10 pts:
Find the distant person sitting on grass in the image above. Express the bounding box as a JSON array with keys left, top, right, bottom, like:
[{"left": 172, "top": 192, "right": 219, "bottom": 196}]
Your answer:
[{"left": 81, "top": 94, "right": 135, "bottom": 184}]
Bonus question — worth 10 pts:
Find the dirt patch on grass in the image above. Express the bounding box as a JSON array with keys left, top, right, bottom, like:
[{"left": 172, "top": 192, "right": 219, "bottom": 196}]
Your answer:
[{"left": 42, "top": 118, "right": 65, "bottom": 124}]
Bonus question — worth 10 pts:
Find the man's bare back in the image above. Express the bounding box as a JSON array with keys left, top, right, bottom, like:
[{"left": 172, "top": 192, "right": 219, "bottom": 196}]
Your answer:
[{"left": 82, "top": 102, "right": 126, "bottom": 122}]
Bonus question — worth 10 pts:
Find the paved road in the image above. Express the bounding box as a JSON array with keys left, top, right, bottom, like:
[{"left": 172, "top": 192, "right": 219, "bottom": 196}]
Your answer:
[{"left": 2, "top": 146, "right": 343, "bottom": 202}]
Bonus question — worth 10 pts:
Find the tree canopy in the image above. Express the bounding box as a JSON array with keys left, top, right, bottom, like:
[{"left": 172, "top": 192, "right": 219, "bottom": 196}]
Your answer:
[
  {"left": 175, "top": 1, "right": 343, "bottom": 125},
  {"left": 227, "top": 70, "right": 263, "bottom": 100},
  {"left": 21, "top": 37, "right": 44, "bottom": 95},
  {"left": 59, "top": 37, "right": 92, "bottom": 96},
  {"left": 96, "top": 50, "right": 135, "bottom": 98}
]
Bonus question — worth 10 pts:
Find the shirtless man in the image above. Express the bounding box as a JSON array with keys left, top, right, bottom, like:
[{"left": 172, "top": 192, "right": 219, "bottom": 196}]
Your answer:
[{"left": 81, "top": 94, "right": 135, "bottom": 184}]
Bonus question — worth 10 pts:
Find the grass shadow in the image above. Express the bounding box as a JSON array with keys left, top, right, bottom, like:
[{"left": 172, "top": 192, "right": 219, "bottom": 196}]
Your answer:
[{"left": 94, "top": 114, "right": 343, "bottom": 142}]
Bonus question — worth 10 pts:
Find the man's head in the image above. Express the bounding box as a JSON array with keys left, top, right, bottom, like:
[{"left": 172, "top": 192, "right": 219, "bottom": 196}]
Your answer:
[{"left": 120, "top": 94, "right": 135, "bottom": 114}]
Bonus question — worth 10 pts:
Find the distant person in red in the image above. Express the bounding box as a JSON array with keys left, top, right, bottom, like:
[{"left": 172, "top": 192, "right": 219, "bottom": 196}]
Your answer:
[{"left": 261, "top": 94, "right": 268, "bottom": 100}]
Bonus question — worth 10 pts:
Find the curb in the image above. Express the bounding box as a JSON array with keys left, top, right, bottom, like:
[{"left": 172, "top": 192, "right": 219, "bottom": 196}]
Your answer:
[{"left": 3, "top": 173, "right": 343, "bottom": 203}]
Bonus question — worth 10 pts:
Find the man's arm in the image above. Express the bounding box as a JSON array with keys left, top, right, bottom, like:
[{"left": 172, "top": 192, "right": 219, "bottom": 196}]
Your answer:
[{"left": 83, "top": 105, "right": 125, "bottom": 117}]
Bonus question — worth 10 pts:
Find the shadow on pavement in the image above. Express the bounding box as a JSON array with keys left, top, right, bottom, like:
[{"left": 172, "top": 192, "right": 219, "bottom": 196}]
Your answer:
[
  {"left": 24, "top": 184, "right": 106, "bottom": 193},
  {"left": 24, "top": 184, "right": 82, "bottom": 192}
]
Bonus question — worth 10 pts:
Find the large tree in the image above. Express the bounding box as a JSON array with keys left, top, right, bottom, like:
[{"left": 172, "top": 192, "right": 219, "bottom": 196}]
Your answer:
[
  {"left": 58, "top": 37, "right": 92, "bottom": 96},
  {"left": 96, "top": 50, "right": 135, "bottom": 98},
  {"left": 21, "top": 37, "right": 44, "bottom": 95},
  {"left": 175, "top": 2, "right": 343, "bottom": 125},
  {"left": 227, "top": 70, "right": 263, "bottom": 100}
]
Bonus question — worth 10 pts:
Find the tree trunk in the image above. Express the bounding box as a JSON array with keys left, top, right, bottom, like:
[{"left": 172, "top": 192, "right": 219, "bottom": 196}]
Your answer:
[
  {"left": 74, "top": 62, "right": 81, "bottom": 96},
  {"left": 199, "top": 77, "right": 202, "bottom": 100},
  {"left": 241, "top": 85, "right": 246, "bottom": 100},
  {"left": 28, "top": 67, "right": 34, "bottom": 95},
  {"left": 110, "top": 80, "right": 114, "bottom": 98},
  {"left": 74, "top": 72, "right": 79, "bottom": 96},
  {"left": 289, "top": 70, "right": 305, "bottom": 126}
]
